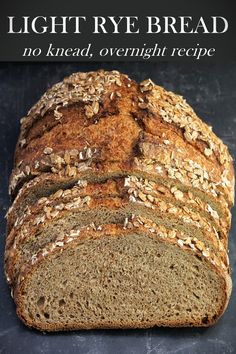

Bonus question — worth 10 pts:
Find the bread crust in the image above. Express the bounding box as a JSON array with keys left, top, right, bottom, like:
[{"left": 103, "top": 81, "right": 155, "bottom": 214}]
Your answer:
[{"left": 10, "top": 71, "right": 234, "bottom": 208}]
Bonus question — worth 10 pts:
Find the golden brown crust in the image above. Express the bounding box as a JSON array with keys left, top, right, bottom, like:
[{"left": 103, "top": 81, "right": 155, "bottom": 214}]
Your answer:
[{"left": 10, "top": 71, "right": 234, "bottom": 209}]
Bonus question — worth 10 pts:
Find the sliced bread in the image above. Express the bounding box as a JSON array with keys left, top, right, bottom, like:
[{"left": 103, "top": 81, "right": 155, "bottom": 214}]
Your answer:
[{"left": 5, "top": 70, "right": 234, "bottom": 331}]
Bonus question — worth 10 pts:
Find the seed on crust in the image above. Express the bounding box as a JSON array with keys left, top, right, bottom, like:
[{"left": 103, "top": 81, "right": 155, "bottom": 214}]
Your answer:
[
  {"left": 173, "top": 190, "right": 184, "bottom": 200},
  {"left": 138, "top": 192, "right": 147, "bottom": 201},
  {"left": 53, "top": 189, "right": 64, "bottom": 199},
  {"left": 25, "top": 166, "right": 31, "bottom": 175},
  {"left": 204, "top": 148, "right": 213, "bottom": 157},
  {"left": 140, "top": 79, "right": 154, "bottom": 92},
  {"left": 92, "top": 101, "right": 99, "bottom": 114},
  {"left": 43, "top": 147, "right": 53, "bottom": 155},
  {"left": 19, "top": 139, "right": 26, "bottom": 148}
]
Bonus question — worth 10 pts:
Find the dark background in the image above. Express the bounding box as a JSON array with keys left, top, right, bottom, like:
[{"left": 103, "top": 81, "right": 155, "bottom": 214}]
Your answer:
[{"left": 0, "top": 62, "right": 235, "bottom": 354}]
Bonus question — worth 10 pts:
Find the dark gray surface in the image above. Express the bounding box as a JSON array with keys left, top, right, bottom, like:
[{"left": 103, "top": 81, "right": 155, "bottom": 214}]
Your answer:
[{"left": 0, "top": 62, "right": 235, "bottom": 354}]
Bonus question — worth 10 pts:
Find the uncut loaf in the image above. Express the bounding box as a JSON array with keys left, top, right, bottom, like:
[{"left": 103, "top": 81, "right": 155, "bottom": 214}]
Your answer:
[{"left": 5, "top": 70, "right": 234, "bottom": 331}]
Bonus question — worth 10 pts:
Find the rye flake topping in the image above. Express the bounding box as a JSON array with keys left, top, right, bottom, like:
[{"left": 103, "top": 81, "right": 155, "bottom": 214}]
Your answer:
[
  {"left": 24, "top": 70, "right": 126, "bottom": 123},
  {"left": 140, "top": 79, "right": 155, "bottom": 92},
  {"left": 134, "top": 157, "right": 222, "bottom": 199},
  {"left": 19, "top": 139, "right": 26, "bottom": 148},
  {"left": 43, "top": 147, "right": 53, "bottom": 155},
  {"left": 126, "top": 178, "right": 216, "bottom": 233},
  {"left": 41, "top": 147, "right": 97, "bottom": 172},
  {"left": 9, "top": 170, "right": 26, "bottom": 195},
  {"left": 124, "top": 176, "right": 226, "bottom": 243},
  {"left": 128, "top": 215, "right": 226, "bottom": 270},
  {"left": 12, "top": 193, "right": 92, "bottom": 256},
  {"left": 124, "top": 175, "right": 227, "bottom": 229},
  {"left": 142, "top": 84, "right": 232, "bottom": 167},
  {"left": 28, "top": 223, "right": 102, "bottom": 266}
]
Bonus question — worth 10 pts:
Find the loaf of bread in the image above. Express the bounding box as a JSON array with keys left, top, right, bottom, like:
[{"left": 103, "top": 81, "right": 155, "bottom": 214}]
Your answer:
[{"left": 5, "top": 70, "right": 234, "bottom": 331}]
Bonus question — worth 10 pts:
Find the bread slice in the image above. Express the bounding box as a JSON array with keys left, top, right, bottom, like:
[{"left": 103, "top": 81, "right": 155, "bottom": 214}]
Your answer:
[
  {"left": 7, "top": 177, "right": 227, "bottom": 252},
  {"left": 5, "top": 188, "right": 228, "bottom": 288},
  {"left": 13, "top": 221, "right": 231, "bottom": 331},
  {"left": 7, "top": 169, "right": 231, "bottom": 236}
]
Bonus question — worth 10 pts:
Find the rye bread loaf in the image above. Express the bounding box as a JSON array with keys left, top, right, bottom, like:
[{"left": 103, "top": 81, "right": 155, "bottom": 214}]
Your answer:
[{"left": 5, "top": 70, "right": 234, "bottom": 331}]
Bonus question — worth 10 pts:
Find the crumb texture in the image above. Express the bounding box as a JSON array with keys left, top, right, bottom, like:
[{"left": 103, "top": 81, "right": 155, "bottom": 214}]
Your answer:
[{"left": 20, "top": 234, "right": 226, "bottom": 330}]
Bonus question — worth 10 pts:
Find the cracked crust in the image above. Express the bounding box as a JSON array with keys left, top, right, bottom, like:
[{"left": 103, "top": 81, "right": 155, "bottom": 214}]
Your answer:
[{"left": 10, "top": 71, "right": 234, "bottom": 208}]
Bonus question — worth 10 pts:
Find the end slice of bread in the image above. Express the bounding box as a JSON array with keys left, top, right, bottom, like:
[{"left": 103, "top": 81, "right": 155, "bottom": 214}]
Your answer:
[{"left": 14, "top": 223, "right": 231, "bottom": 331}]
